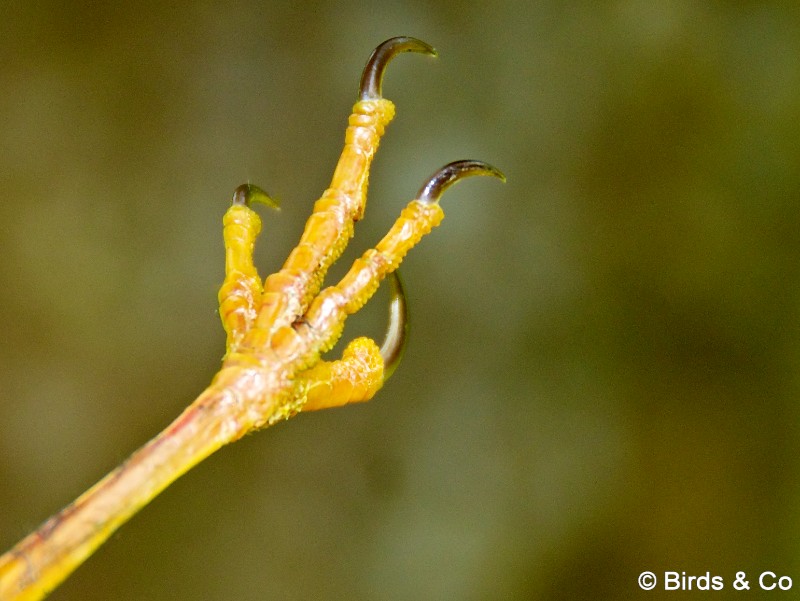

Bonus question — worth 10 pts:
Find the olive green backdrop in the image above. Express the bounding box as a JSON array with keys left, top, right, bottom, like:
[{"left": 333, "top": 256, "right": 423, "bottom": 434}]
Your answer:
[{"left": 2, "top": 2, "right": 800, "bottom": 599}]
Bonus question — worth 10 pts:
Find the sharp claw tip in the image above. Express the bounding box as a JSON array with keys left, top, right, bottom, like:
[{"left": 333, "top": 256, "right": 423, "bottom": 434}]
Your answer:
[
  {"left": 479, "top": 164, "right": 507, "bottom": 183},
  {"left": 417, "top": 160, "right": 506, "bottom": 204},
  {"left": 232, "top": 183, "right": 280, "bottom": 209},
  {"left": 380, "top": 271, "right": 408, "bottom": 382},
  {"left": 359, "top": 36, "right": 437, "bottom": 100}
]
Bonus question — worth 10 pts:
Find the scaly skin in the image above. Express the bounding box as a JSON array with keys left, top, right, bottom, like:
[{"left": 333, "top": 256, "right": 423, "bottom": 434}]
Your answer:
[{"left": 0, "top": 37, "right": 503, "bottom": 600}]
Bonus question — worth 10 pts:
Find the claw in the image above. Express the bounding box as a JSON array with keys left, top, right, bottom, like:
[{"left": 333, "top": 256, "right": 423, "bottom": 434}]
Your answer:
[
  {"left": 417, "top": 160, "right": 506, "bottom": 204},
  {"left": 379, "top": 271, "right": 408, "bottom": 382},
  {"left": 359, "top": 36, "right": 437, "bottom": 100},
  {"left": 232, "top": 183, "right": 280, "bottom": 209}
]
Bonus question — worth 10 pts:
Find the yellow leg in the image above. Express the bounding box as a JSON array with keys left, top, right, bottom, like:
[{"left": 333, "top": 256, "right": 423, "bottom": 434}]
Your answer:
[
  {"left": 218, "top": 185, "right": 279, "bottom": 355},
  {"left": 218, "top": 203, "right": 262, "bottom": 353},
  {"left": 0, "top": 37, "right": 503, "bottom": 601},
  {"left": 295, "top": 161, "right": 504, "bottom": 360},
  {"left": 298, "top": 337, "right": 384, "bottom": 411},
  {"left": 254, "top": 38, "right": 436, "bottom": 341},
  {"left": 297, "top": 268, "right": 408, "bottom": 412}
]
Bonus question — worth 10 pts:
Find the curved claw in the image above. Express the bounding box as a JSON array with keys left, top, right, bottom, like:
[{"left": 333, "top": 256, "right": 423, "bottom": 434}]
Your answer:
[
  {"left": 417, "top": 160, "right": 506, "bottom": 204},
  {"left": 379, "top": 271, "right": 408, "bottom": 382},
  {"left": 359, "top": 36, "right": 437, "bottom": 100},
  {"left": 232, "top": 183, "right": 280, "bottom": 209}
]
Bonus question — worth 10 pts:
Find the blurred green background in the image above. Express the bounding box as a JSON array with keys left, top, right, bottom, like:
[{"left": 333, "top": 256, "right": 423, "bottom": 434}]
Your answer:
[{"left": 2, "top": 2, "right": 800, "bottom": 599}]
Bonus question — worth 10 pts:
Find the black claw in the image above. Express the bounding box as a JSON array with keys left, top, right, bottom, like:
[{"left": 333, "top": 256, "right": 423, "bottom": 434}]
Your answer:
[
  {"left": 232, "top": 184, "right": 280, "bottom": 209},
  {"left": 379, "top": 271, "right": 408, "bottom": 382},
  {"left": 417, "top": 160, "right": 506, "bottom": 204},
  {"left": 359, "top": 36, "right": 437, "bottom": 101}
]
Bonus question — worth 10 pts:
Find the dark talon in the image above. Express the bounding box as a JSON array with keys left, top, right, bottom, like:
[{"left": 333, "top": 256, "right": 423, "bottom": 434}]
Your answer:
[
  {"left": 380, "top": 271, "right": 408, "bottom": 382},
  {"left": 232, "top": 183, "right": 280, "bottom": 209},
  {"left": 417, "top": 160, "right": 506, "bottom": 204},
  {"left": 359, "top": 36, "right": 437, "bottom": 100}
]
